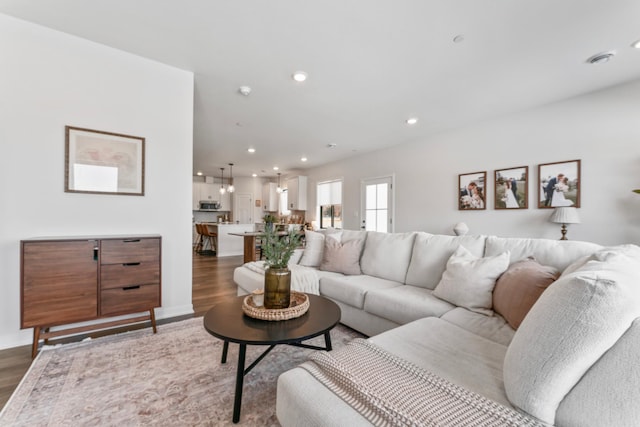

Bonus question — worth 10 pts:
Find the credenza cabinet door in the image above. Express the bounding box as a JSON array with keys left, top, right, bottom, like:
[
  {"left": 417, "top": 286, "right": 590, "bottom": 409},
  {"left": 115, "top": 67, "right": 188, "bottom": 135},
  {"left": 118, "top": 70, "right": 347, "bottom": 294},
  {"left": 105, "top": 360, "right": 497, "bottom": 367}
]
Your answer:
[{"left": 21, "top": 240, "right": 98, "bottom": 328}]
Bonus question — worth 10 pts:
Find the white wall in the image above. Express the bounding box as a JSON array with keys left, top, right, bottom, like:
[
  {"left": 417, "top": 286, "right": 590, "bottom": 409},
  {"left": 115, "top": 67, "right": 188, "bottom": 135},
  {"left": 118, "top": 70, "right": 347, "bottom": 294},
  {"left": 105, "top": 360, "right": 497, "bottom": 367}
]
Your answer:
[
  {"left": 305, "top": 79, "right": 640, "bottom": 246},
  {"left": 0, "top": 14, "right": 194, "bottom": 349}
]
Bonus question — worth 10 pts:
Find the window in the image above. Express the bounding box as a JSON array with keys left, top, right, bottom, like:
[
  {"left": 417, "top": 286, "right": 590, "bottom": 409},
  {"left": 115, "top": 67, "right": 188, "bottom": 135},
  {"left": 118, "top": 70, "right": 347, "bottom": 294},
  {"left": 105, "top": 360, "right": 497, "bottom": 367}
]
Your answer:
[
  {"left": 361, "top": 176, "right": 393, "bottom": 233},
  {"left": 317, "top": 180, "right": 342, "bottom": 229}
]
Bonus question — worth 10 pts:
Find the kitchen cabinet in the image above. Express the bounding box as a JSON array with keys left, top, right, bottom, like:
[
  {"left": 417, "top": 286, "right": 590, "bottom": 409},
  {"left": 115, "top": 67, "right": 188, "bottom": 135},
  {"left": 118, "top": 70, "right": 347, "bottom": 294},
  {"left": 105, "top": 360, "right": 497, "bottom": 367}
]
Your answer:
[
  {"left": 286, "top": 176, "right": 307, "bottom": 210},
  {"left": 262, "top": 182, "right": 279, "bottom": 212},
  {"left": 21, "top": 235, "right": 161, "bottom": 357},
  {"left": 193, "top": 182, "right": 230, "bottom": 211}
]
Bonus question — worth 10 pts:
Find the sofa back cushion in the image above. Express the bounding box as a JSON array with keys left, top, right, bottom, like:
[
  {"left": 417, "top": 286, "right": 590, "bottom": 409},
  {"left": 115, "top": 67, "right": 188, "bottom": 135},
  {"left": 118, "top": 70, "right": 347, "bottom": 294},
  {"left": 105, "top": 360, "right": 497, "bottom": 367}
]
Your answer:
[
  {"left": 319, "top": 236, "right": 365, "bottom": 275},
  {"left": 484, "top": 236, "right": 602, "bottom": 272},
  {"left": 503, "top": 245, "right": 640, "bottom": 424},
  {"left": 405, "top": 233, "right": 487, "bottom": 289},
  {"left": 298, "top": 230, "right": 326, "bottom": 267},
  {"left": 492, "top": 258, "right": 559, "bottom": 329},
  {"left": 360, "top": 231, "right": 416, "bottom": 283}
]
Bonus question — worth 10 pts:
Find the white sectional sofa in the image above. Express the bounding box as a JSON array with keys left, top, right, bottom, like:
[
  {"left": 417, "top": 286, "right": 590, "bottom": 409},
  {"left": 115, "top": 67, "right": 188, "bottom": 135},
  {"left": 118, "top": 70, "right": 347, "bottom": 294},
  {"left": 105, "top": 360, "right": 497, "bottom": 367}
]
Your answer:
[{"left": 233, "top": 230, "right": 640, "bottom": 426}]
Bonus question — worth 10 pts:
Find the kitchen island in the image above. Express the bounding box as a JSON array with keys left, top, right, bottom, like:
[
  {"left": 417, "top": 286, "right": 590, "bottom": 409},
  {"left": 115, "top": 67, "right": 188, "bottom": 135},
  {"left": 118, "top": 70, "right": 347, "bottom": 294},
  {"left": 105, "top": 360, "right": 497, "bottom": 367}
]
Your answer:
[{"left": 204, "top": 223, "right": 254, "bottom": 257}]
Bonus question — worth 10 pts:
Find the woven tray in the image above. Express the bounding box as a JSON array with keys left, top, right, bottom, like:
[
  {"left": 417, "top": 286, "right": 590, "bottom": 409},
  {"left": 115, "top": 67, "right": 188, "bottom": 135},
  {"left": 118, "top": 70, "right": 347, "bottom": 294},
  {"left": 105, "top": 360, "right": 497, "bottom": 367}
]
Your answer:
[{"left": 242, "top": 291, "right": 309, "bottom": 321}]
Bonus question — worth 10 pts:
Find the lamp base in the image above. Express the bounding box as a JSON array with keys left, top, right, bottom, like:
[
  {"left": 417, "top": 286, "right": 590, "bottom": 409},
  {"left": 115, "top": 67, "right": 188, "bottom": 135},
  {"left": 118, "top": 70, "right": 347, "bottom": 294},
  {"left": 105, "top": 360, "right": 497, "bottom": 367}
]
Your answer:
[{"left": 559, "top": 224, "right": 568, "bottom": 240}]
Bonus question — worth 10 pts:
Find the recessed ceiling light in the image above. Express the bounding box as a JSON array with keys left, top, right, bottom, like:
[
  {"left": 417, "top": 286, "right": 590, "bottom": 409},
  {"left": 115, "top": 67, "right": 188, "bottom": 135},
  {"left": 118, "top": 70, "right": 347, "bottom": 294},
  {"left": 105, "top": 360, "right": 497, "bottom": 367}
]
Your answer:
[
  {"left": 238, "top": 86, "right": 252, "bottom": 96},
  {"left": 632, "top": 39, "right": 640, "bottom": 49},
  {"left": 587, "top": 51, "right": 615, "bottom": 64},
  {"left": 252, "top": 173, "right": 257, "bottom": 177},
  {"left": 327, "top": 143, "right": 337, "bottom": 149},
  {"left": 301, "top": 157, "right": 308, "bottom": 162},
  {"left": 247, "top": 148, "right": 256, "bottom": 153},
  {"left": 196, "top": 171, "right": 203, "bottom": 176},
  {"left": 453, "top": 34, "right": 465, "bottom": 43},
  {"left": 292, "top": 71, "right": 308, "bottom": 82},
  {"left": 273, "top": 166, "right": 279, "bottom": 171},
  {"left": 406, "top": 117, "right": 418, "bottom": 125}
]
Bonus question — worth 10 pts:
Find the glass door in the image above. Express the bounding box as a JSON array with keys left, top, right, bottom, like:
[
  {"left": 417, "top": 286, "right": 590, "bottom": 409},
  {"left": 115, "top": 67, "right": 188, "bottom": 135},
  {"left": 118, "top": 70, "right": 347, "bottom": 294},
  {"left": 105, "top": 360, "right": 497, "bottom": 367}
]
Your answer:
[{"left": 361, "top": 176, "right": 393, "bottom": 233}]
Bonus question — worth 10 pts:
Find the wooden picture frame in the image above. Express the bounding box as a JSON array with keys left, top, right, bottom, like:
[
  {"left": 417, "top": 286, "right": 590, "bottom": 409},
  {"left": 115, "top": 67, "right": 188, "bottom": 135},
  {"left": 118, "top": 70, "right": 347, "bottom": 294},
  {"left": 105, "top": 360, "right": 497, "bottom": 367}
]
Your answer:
[
  {"left": 495, "top": 166, "right": 528, "bottom": 209},
  {"left": 65, "top": 126, "right": 145, "bottom": 196},
  {"left": 538, "top": 159, "right": 581, "bottom": 208},
  {"left": 458, "top": 171, "right": 486, "bottom": 210}
]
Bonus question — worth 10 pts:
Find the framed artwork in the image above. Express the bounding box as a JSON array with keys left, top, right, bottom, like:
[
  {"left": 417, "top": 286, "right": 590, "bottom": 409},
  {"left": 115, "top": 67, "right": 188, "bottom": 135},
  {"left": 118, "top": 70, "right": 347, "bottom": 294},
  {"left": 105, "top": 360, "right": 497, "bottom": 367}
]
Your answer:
[
  {"left": 495, "top": 166, "right": 528, "bottom": 209},
  {"left": 65, "top": 126, "right": 145, "bottom": 196},
  {"left": 538, "top": 159, "right": 581, "bottom": 208},
  {"left": 458, "top": 171, "right": 486, "bottom": 210}
]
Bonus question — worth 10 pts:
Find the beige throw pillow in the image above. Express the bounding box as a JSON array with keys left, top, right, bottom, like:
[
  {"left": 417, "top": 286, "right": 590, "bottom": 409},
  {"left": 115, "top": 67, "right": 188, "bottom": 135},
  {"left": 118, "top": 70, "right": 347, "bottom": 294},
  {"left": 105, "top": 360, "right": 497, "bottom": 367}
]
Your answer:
[
  {"left": 493, "top": 258, "right": 559, "bottom": 329},
  {"left": 433, "top": 245, "right": 510, "bottom": 315},
  {"left": 319, "top": 237, "right": 364, "bottom": 275}
]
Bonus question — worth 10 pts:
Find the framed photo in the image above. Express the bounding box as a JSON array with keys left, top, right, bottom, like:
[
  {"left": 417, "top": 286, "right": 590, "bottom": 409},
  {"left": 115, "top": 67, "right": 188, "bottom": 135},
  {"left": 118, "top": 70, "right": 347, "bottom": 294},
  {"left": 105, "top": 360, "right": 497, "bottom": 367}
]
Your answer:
[
  {"left": 65, "top": 126, "right": 145, "bottom": 196},
  {"left": 538, "top": 159, "right": 581, "bottom": 208},
  {"left": 495, "top": 166, "right": 528, "bottom": 209},
  {"left": 458, "top": 171, "right": 486, "bottom": 210}
]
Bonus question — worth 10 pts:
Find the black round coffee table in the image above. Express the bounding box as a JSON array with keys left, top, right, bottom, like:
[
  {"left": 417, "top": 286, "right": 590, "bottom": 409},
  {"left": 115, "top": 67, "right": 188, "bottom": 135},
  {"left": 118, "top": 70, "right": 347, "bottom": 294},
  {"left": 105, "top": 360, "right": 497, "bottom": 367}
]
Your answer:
[{"left": 203, "top": 294, "right": 341, "bottom": 423}]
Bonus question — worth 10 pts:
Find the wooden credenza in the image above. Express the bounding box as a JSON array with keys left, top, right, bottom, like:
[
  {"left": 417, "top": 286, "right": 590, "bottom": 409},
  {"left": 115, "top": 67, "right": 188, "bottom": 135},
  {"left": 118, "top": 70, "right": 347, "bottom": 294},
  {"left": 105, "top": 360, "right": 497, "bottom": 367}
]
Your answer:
[{"left": 21, "top": 235, "right": 161, "bottom": 357}]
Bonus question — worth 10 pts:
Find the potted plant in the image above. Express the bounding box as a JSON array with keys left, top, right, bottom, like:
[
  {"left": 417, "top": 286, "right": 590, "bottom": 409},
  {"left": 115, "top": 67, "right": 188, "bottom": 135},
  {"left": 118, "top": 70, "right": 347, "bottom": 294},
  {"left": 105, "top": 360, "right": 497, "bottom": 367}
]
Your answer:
[{"left": 262, "top": 227, "right": 302, "bottom": 309}]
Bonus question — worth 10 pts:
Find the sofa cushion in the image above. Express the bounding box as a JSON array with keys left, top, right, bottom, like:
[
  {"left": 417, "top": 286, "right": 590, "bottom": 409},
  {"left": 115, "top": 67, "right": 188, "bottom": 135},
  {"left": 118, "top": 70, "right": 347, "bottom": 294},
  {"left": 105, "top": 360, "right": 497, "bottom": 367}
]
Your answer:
[
  {"left": 319, "top": 275, "right": 402, "bottom": 309},
  {"left": 440, "top": 307, "right": 515, "bottom": 346},
  {"left": 360, "top": 231, "right": 416, "bottom": 283},
  {"left": 369, "top": 317, "right": 512, "bottom": 408},
  {"left": 484, "top": 236, "right": 602, "bottom": 272},
  {"left": 492, "top": 258, "right": 559, "bottom": 329},
  {"left": 432, "top": 246, "right": 510, "bottom": 315},
  {"left": 319, "top": 237, "right": 365, "bottom": 275},
  {"left": 405, "top": 233, "right": 487, "bottom": 289},
  {"left": 503, "top": 245, "right": 640, "bottom": 424},
  {"left": 363, "top": 285, "right": 455, "bottom": 325},
  {"left": 299, "top": 230, "right": 325, "bottom": 267}
]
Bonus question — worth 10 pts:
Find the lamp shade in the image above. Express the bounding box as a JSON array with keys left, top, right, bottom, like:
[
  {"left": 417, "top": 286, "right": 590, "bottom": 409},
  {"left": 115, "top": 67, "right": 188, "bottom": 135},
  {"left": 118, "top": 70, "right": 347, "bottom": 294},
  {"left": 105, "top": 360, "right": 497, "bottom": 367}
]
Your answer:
[{"left": 549, "top": 207, "right": 581, "bottom": 224}]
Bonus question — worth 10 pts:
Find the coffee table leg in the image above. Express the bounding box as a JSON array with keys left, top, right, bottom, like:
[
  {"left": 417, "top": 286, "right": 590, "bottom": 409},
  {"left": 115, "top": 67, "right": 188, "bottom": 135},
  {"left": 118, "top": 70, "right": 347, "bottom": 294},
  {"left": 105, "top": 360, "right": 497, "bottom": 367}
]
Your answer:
[
  {"left": 324, "top": 331, "right": 333, "bottom": 351},
  {"left": 233, "top": 343, "right": 247, "bottom": 423},
  {"left": 221, "top": 341, "right": 229, "bottom": 363}
]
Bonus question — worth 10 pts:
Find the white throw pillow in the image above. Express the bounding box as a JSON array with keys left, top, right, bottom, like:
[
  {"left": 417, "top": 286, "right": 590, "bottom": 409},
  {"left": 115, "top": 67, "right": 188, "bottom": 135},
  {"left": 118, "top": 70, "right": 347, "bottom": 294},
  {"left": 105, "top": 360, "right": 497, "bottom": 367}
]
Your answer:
[
  {"left": 433, "top": 245, "right": 510, "bottom": 315},
  {"left": 298, "top": 230, "right": 325, "bottom": 267}
]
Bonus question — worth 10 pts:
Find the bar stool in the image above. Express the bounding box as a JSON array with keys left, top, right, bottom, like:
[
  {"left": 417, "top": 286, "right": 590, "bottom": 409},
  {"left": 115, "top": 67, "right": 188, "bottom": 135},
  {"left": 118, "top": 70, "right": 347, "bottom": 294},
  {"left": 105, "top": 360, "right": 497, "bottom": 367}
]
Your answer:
[{"left": 200, "top": 224, "right": 218, "bottom": 254}]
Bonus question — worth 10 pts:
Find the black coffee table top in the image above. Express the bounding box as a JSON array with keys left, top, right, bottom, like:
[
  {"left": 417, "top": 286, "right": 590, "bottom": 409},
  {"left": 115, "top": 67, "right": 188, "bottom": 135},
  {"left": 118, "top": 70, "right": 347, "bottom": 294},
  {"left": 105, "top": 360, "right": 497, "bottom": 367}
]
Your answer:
[{"left": 203, "top": 294, "right": 341, "bottom": 345}]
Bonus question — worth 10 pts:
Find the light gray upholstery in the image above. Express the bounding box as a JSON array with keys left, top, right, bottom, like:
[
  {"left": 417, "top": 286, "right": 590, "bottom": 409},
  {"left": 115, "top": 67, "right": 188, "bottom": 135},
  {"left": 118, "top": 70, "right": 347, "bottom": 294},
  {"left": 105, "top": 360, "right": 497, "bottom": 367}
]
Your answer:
[
  {"left": 360, "top": 231, "right": 416, "bottom": 283},
  {"left": 405, "top": 233, "right": 487, "bottom": 289},
  {"left": 363, "top": 285, "right": 454, "bottom": 325},
  {"left": 319, "top": 274, "right": 401, "bottom": 309},
  {"left": 440, "top": 307, "right": 515, "bottom": 346}
]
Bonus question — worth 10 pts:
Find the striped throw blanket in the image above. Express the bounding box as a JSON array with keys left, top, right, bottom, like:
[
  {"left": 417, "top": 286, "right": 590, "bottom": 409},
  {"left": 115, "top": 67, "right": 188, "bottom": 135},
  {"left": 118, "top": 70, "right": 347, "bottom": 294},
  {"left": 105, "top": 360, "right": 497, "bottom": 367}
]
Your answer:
[{"left": 303, "top": 339, "right": 546, "bottom": 427}]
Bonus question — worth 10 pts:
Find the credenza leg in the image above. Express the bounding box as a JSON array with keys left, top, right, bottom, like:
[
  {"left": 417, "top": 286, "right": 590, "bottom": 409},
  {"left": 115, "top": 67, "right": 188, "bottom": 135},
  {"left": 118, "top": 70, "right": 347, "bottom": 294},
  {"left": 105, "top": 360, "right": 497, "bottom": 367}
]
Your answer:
[
  {"left": 32, "top": 326, "right": 41, "bottom": 359},
  {"left": 150, "top": 308, "right": 157, "bottom": 334}
]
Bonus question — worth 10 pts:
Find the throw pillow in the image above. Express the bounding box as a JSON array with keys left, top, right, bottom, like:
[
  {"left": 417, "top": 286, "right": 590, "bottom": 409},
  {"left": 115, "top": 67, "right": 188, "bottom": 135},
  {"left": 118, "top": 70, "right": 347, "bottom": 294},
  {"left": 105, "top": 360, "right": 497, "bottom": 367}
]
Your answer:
[
  {"left": 432, "top": 245, "right": 510, "bottom": 315},
  {"left": 493, "top": 258, "right": 559, "bottom": 329},
  {"left": 298, "top": 230, "right": 325, "bottom": 267},
  {"left": 319, "top": 237, "right": 364, "bottom": 275}
]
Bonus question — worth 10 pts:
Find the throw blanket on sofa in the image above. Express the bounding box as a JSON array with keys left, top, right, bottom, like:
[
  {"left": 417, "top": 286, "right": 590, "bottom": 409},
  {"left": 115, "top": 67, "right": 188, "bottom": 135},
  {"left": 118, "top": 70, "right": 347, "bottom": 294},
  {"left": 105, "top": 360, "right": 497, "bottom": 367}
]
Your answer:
[
  {"left": 242, "top": 261, "right": 320, "bottom": 295},
  {"left": 303, "top": 339, "right": 545, "bottom": 427}
]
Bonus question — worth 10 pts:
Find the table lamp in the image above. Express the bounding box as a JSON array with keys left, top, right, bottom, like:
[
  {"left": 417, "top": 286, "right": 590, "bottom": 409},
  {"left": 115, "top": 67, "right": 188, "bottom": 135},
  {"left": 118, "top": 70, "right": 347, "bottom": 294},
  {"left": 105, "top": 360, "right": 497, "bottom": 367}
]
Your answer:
[{"left": 549, "top": 207, "right": 580, "bottom": 240}]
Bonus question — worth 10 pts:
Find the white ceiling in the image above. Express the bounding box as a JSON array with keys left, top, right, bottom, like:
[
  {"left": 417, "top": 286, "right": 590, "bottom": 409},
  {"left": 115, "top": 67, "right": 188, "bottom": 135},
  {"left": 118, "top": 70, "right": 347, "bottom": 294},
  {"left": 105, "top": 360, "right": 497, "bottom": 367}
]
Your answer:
[{"left": 2, "top": 1, "right": 640, "bottom": 178}]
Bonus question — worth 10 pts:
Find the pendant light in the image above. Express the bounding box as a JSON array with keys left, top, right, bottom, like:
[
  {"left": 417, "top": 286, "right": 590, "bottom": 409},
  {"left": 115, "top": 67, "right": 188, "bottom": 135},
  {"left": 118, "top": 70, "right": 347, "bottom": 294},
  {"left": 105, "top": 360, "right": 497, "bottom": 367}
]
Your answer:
[
  {"left": 227, "top": 163, "right": 235, "bottom": 193},
  {"left": 219, "top": 168, "right": 226, "bottom": 195},
  {"left": 276, "top": 172, "right": 283, "bottom": 193}
]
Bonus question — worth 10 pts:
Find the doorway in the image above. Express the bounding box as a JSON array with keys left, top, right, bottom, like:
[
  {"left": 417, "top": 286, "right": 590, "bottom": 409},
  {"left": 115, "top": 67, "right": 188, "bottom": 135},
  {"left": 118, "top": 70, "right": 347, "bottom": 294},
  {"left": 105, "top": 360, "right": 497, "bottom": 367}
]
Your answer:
[
  {"left": 234, "top": 193, "right": 252, "bottom": 224},
  {"left": 361, "top": 176, "right": 394, "bottom": 233}
]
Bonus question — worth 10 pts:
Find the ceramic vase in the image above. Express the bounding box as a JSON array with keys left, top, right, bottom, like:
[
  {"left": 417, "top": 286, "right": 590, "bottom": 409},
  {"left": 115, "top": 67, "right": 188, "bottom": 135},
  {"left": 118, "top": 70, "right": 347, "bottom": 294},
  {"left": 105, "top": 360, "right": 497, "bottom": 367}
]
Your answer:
[{"left": 264, "top": 267, "right": 291, "bottom": 309}]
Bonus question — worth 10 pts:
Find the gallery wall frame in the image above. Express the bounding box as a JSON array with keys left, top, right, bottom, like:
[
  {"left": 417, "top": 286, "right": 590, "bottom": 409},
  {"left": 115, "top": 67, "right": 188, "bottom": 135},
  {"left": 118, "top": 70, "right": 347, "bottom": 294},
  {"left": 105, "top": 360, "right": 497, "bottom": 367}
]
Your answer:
[
  {"left": 65, "top": 126, "right": 145, "bottom": 196},
  {"left": 495, "top": 166, "right": 528, "bottom": 210},
  {"left": 458, "top": 171, "right": 487, "bottom": 210},
  {"left": 538, "top": 159, "right": 581, "bottom": 208}
]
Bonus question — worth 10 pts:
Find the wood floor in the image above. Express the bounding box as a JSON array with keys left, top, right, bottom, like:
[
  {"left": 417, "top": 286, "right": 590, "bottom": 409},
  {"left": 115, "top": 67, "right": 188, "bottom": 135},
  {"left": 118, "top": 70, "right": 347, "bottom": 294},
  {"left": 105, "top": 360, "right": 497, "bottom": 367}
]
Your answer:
[{"left": 0, "top": 253, "right": 243, "bottom": 410}]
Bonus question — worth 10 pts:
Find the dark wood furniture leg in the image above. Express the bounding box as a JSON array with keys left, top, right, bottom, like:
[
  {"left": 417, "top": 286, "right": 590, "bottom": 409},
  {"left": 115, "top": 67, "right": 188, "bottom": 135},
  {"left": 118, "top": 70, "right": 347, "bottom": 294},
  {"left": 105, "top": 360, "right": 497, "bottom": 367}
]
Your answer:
[
  {"left": 233, "top": 344, "right": 247, "bottom": 423},
  {"left": 31, "top": 326, "right": 41, "bottom": 359},
  {"left": 221, "top": 341, "right": 229, "bottom": 363},
  {"left": 149, "top": 308, "right": 157, "bottom": 333},
  {"left": 324, "top": 331, "right": 333, "bottom": 351}
]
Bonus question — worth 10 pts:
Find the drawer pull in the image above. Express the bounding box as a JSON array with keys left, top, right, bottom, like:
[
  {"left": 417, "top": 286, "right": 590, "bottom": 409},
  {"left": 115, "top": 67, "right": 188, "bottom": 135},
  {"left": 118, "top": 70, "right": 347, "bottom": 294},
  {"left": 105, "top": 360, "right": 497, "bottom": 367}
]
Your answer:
[
  {"left": 123, "top": 239, "right": 141, "bottom": 243},
  {"left": 122, "top": 285, "right": 141, "bottom": 291},
  {"left": 122, "top": 262, "right": 141, "bottom": 266}
]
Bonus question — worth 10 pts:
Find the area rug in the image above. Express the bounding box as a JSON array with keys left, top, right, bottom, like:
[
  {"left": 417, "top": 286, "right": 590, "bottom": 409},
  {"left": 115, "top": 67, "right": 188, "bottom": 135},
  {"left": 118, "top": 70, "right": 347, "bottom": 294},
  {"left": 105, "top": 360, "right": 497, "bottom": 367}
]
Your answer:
[{"left": 0, "top": 317, "right": 362, "bottom": 426}]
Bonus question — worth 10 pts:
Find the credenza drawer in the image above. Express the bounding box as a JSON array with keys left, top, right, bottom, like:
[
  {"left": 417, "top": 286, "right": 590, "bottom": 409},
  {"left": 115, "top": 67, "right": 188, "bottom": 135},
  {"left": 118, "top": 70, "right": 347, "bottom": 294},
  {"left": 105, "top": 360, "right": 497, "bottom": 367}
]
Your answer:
[
  {"left": 101, "top": 284, "right": 160, "bottom": 316},
  {"left": 101, "top": 238, "right": 160, "bottom": 264},
  {"left": 101, "top": 262, "right": 159, "bottom": 290}
]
